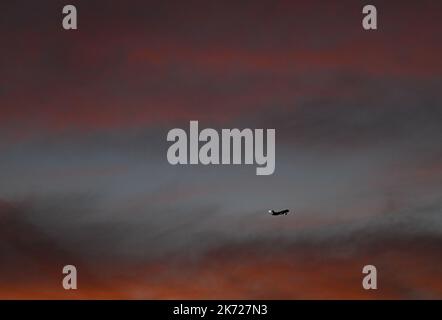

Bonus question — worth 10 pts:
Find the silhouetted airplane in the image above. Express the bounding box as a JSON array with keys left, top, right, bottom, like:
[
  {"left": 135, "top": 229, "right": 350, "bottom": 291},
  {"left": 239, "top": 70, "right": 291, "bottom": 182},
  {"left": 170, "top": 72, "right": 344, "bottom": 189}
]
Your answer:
[{"left": 268, "top": 209, "right": 290, "bottom": 216}]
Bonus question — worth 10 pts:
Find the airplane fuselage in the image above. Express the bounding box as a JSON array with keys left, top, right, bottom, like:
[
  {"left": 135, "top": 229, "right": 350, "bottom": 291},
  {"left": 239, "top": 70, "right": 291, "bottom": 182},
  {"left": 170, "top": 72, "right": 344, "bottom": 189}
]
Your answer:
[{"left": 269, "top": 209, "right": 289, "bottom": 216}]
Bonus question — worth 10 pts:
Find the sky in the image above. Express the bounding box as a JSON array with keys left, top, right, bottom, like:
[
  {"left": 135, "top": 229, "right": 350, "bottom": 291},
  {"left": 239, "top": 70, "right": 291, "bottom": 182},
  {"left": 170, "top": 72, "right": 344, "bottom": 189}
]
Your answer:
[{"left": 0, "top": 0, "right": 441, "bottom": 299}]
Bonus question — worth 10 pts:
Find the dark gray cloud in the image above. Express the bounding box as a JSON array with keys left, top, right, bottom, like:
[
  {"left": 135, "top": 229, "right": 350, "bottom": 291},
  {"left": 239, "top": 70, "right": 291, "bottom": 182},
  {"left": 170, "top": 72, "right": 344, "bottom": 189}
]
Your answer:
[
  {"left": 1, "top": 188, "right": 441, "bottom": 262},
  {"left": 253, "top": 75, "right": 442, "bottom": 149}
]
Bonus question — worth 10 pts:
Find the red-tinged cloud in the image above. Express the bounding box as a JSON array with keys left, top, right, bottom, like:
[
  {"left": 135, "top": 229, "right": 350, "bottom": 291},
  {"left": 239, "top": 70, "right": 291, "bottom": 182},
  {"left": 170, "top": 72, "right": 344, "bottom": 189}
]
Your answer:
[
  {"left": 0, "top": 0, "right": 441, "bottom": 135},
  {"left": 0, "top": 0, "right": 441, "bottom": 300},
  {"left": 1, "top": 241, "right": 441, "bottom": 299},
  {"left": 1, "top": 195, "right": 441, "bottom": 299}
]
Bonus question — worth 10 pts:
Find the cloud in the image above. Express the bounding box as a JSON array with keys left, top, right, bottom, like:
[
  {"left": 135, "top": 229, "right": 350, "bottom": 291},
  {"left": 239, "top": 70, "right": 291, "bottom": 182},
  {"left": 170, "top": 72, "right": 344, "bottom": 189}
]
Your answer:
[
  {"left": 0, "top": 190, "right": 441, "bottom": 298},
  {"left": 0, "top": 0, "right": 441, "bottom": 299},
  {"left": 1, "top": 0, "right": 442, "bottom": 136}
]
